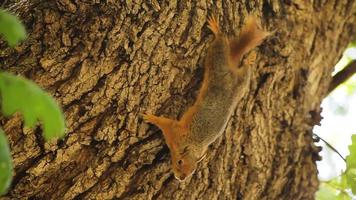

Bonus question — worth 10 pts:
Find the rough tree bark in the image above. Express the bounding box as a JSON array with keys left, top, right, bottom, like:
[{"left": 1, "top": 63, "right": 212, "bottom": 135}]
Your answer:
[{"left": 0, "top": 1, "right": 355, "bottom": 199}]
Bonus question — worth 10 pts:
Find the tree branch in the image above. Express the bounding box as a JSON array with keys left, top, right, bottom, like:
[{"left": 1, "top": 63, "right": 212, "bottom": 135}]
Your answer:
[
  {"left": 328, "top": 60, "right": 356, "bottom": 94},
  {"left": 313, "top": 133, "right": 346, "bottom": 162}
]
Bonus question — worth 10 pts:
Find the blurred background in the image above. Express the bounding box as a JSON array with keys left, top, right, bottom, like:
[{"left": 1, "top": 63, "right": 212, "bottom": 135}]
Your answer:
[{"left": 314, "top": 44, "right": 356, "bottom": 181}]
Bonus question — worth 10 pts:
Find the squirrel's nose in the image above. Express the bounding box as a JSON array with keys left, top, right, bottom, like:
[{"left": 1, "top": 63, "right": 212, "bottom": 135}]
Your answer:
[
  {"left": 179, "top": 174, "right": 186, "bottom": 180},
  {"left": 174, "top": 173, "right": 187, "bottom": 181}
]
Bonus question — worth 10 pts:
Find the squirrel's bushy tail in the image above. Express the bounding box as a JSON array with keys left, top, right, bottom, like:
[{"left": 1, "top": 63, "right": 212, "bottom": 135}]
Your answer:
[{"left": 230, "top": 16, "right": 270, "bottom": 65}]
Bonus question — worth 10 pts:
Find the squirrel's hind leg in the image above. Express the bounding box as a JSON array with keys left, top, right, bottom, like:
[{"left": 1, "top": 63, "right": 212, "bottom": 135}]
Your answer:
[{"left": 228, "top": 16, "right": 270, "bottom": 69}]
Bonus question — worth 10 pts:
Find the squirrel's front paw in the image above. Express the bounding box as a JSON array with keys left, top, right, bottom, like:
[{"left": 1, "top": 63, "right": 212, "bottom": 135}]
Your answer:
[{"left": 140, "top": 113, "right": 156, "bottom": 123}]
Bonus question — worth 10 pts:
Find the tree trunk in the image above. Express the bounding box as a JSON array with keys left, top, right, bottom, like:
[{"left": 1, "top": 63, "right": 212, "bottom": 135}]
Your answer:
[{"left": 1, "top": 1, "right": 355, "bottom": 199}]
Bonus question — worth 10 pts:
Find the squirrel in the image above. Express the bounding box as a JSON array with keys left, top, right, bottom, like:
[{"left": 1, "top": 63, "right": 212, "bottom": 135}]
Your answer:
[{"left": 142, "top": 15, "right": 270, "bottom": 181}]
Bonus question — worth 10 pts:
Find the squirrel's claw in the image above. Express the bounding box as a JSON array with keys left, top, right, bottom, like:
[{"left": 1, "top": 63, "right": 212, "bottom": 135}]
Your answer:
[
  {"left": 207, "top": 15, "right": 220, "bottom": 36},
  {"left": 141, "top": 113, "right": 155, "bottom": 123}
]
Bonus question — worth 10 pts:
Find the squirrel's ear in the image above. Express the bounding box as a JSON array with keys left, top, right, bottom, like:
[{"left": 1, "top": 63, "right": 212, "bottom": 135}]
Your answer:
[{"left": 142, "top": 113, "right": 180, "bottom": 145}]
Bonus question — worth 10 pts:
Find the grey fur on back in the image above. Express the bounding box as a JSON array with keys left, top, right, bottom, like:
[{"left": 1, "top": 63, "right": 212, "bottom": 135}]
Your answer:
[{"left": 188, "top": 37, "right": 251, "bottom": 146}]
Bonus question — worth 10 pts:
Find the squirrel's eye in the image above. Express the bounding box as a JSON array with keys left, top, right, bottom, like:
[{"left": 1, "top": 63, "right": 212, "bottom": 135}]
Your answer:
[{"left": 177, "top": 159, "right": 183, "bottom": 166}]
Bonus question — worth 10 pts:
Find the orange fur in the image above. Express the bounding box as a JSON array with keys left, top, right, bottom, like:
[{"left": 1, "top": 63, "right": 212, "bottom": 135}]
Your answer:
[
  {"left": 141, "top": 114, "right": 180, "bottom": 147},
  {"left": 179, "top": 15, "right": 221, "bottom": 129},
  {"left": 207, "top": 15, "right": 220, "bottom": 36},
  {"left": 229, "top": 16, "right": 270, "bottom": 67},
  {"left": 143, "top": 15, "right": 270, "bottom": 181},
  {"left": 180, "top": 67, "right": 210, "bottom": 129}
]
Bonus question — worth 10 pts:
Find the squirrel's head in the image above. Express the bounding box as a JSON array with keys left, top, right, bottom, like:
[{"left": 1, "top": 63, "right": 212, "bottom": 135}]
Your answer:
[
  {"left": 164, "top": 122, "right": 207, "bottom": 181},
  {"left": 170, "top": 144, "right": 207, "bottom": 181},
  {"left": 142, "top": 114, "right": 207, "bottom": 181}
]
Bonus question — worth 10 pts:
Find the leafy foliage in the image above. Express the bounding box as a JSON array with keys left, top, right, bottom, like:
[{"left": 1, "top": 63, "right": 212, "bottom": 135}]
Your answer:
[
  {"left": 348, "top": 41, "right": 356, "bottom": 48},
  {"left": 317, "top": 42, "right": 356, "bottom": 199},
  {"left": 345, "top": 135, "right": 356, "bottom": 193},
  {"left": 317, "top": 134, "right": 356, "bottom": 199},
  {"left": 0, "top": 8, "right": 67, "bottom": 197},
  {"left": 0, "top": 72, "right": 66, "bottom": 140},
  {"left": 0, "top": 129, "right": 12, "bottom": 196},
  {"left": 0, "top": 9, "right": 26, "bottom": 46},
  {"left": 316, "top": 182, "right": 340, "bottom": 200}
]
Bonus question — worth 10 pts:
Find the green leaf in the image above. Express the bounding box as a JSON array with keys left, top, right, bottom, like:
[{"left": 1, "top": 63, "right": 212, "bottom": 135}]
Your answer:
[
  {"left": 346, "top": 135, "right": 356, "bottom": 168},
  {"left": 316, "top": 182, "right": 340, "bottom": 200},
  {"left": 0, "top": 129, "right": 12, "bottom": 196},
  {"left": 345, "top": 168, "right": 356, "bottom": 194},
  {"left": 0, "top": 9, "right": 26, "bottom": 46},
  {"left": 0, "top": 72, "right": 66, "bottom": 140},
  {"left": 346, "top": 134, "right": 356, "bottom": 194},
  {"left": 327, "top": 175, "right": 349, "bottom": 190},
  {"left": 348, "top": 41, "right": 356, "bottom": 48},
  {"left": 336, "top": 191, "right": 351, "bottom": 200}
]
